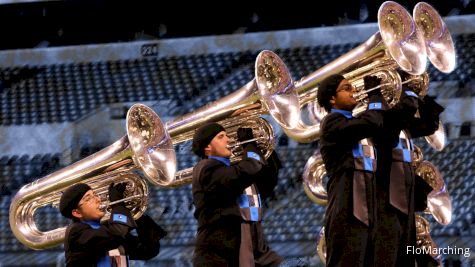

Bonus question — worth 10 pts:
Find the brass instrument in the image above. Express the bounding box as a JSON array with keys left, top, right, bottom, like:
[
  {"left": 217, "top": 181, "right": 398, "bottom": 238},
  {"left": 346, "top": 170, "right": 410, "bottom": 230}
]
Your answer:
[
  {"left": 400, "top": 72, "right": 430, "bottom": 97},
  {"left": 165, "top": 50, "right": 299, "bottom": 185},
  {"left": 415, "top": 214, "right": 443, "bottom": 265},
  {"left": 171, "top": 110, "right": 276, "bottom": 185},
  {"left": 282, "top": 1, "right": 428, "bottom": 143},
  {"left": 416, "top": 160, "right": 452, "bottom": 225},
  {"left": 413, "top": 2, "right": 456, "bottom": 151},
  {"left": 414, "top": 144, "right": 451, "bottom": 224},
  {"left": 316, "top": 226, "right": 327, "bottom": 265},
  {"left": 10, "top": 50, "right": 299, "bottom": 250},
  {"left": 412, "top": 144, "right": 424, "bottom": 168},
  {"left": 302, "top": 151, "right": 327, "bottom": 206},
  {"left": 424, "top": 120, "right": 446, "bottom": 151},
  {"left": 9, "top": 104, "right": 171, "bottom": 249},
  {"left": 301, "top": 0, "right": 431, "bottom": 203},
  {"left": 414, "top": 2, "right": 456, "bottom": 73},
  {"left": 400, "top": 72, "right": 446, "bottom": 151},
  {"left": 10, "top": 168, "right": 148, "bottom": 250},
  {"left": 406, "top": 72, "right": 446, "bottom": 151},
  {"left": 303, "top": 3, "right": 455, "bottom": 265},
  {"left": 353, "top": 71, "right": 429, "bottom": 100},
  {"left": 395, "top": 71, "right": 446, "bottom": 151}
]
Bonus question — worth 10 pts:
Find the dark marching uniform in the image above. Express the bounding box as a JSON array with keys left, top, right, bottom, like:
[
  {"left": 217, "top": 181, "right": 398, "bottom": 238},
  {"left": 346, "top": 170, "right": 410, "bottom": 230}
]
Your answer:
[
  {"left": 373, "top": 90, "right": 444, "bottom": 267},
  {"left": 192, "top": 143, "right": 283, "bottom": 267},
  {"left": 319, "top": 94, "right": 385, "bottom": 267},
  {"left": 64, "top": 205, "right": 167, "bottom": 267}
]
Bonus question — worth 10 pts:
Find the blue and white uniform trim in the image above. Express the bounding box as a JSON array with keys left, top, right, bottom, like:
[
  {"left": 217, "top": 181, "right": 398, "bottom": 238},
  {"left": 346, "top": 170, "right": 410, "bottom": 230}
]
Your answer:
[
  {"left": 112, "top": 214, "right": 128, "bottom": 224},
  {"left": 331, "top": 108, "right": 352, "bottom": 119},
  {"left": 368, "top": 102, "right": 383, "bottom": 110},
  {"left": 352, "top": 138, "right": 377, "bottom": 172},
  {"left": 394, "top": 131, "right": 413, "bottom": 163},
  {"left": 246, "top": 151, "right": 261, "bottom": 161},
  {"left": 404, "top": 90, "right": 418, "bottom": 98},
  {"left": 83, "top": 220, "right": 101, "bottom": 229},
  {"left": 209, "top": 156, "right": 231, "bottom": 166},
  {"left": 82, "top": 220, "right": 129, "bottom": 267},
  {"left": 208, "top": 156, "right": 263, "bottom": 221},
  {"left": 238, "top": 185, "right": 262, "bottom": 222}
]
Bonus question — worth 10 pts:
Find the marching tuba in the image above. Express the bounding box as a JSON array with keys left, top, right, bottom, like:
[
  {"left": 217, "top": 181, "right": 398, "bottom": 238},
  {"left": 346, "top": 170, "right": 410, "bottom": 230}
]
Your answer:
[
  {"left": 302, "top": 0, "right": 428, "bottom": 205},
  {"left": 161, "top": 50, "right": 300, "bottom": 185},
  {"left": 9, "top": 50, "right": 300, "bottom": 250},
  {"left": 412, "top": 149, "right": 450, "bottom": 266},
  {"left": 413, "top": 2, "right": 456, "bottom": 74},
  {"left": 415, "top": 214, "right": 443, "bottom": 266},
  {"left": 316, "top": 226, "right": 327, "bottom": 266},
  {"left": 398, "top": 71, "right": 447, "bottom": 151},
  {"left": 302, "top": 151, "right": 327, "bottom": 206},
  {"left": 414, "top": 159, "right": 452, "bottom": 225},
  {"left": 283, "top": 1, "right": 456, "bottom": 144},
  {"left": 413, "top": 1, "right": 456, "bottom": 151},
  {"left": 303, "top": 3, "right": 455, "bottom": 264},
  {"left": 283, "top": 1, "right": 428, "bottom": 143},
  {"left": 303, "top": 0, "right": 456, "bottom": 206},
  {"left": 9, "top": 104, "right": 173, "bottom": 249}
]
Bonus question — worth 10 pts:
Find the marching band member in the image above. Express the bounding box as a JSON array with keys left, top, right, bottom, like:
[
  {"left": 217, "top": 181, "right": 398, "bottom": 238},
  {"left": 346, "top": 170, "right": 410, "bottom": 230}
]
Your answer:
[
  {"left": 372, "top": 72, "right": 444, "bottom": 267},
  {"left": 191, "top": 122, "right": 283, "bottom": 267},
  {"left": 59, "top": 182, "right": 167, "bottom": 267},
  {"left": 317, "top": 74, "right": 385, "bottom": 267}
]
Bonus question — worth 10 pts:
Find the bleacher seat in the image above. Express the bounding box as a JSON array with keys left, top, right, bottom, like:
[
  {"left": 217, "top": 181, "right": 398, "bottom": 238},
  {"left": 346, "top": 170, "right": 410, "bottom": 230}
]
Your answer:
[{"left": 0, "top": 33, "right": 472, "bottom": 125}]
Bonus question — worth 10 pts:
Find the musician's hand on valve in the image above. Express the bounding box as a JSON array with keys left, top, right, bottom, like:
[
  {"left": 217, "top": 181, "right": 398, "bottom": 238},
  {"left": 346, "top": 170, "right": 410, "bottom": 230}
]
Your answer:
[
  {"left": 237, "top": 128, "right": 254, "bottom": 143},
  {"left": 364, "top": 75, "right": 382, "bottom": 90},
  {"left": 364, "top": 75, "right": 383, "bottom": 97},
  {"left": 108, "top": 182, "right": 127, "bottom": 202},
  {"left": 399, "top": 71, "right": 418, "bottom": 92}
]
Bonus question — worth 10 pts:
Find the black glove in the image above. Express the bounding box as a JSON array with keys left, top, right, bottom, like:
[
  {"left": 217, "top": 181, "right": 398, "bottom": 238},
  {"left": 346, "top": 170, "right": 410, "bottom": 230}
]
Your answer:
[
  {"left": 109, "top": 182, "right": 127, "bottom": 203},
  {"left": 363, "top": 76, "right": 381, "bottom": 96},
  {"left": 237, "top": 127, "right": 254, "bottom": 143},
  {"left": 364, "top": 75, "right": 388, "bottom": 110},
  {"left": 136, "top": 215, "right": 168, "bottom": 239},
  {"left": 422, "top": 95, "right": 445, "bottom": 115},
  {"left": 267, "top": 151, "right": 283, "bottom": 171},
  {"left": 414, "top": 174, "right": 433, "bottom": 212},
  {"left": 133, "top": 214, "right": 168, "bottom": 259},
  {"left": 398, "top": 70, "right": 411, "bottom": 81},
  {"left": 364, "top": 75, "right": 383, "bottom": 97},
  {"left": 364, "top": 75, "right": 381, "bottom": 90}
]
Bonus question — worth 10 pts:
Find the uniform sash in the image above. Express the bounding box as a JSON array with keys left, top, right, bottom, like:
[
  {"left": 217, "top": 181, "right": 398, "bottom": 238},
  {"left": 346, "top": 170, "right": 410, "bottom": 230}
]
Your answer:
[
  {"left": 389, "top": 130, "right": 413, "bottom": 214},
  {"left": 352, "top": 138, "right": 377, "bottom": 226}
]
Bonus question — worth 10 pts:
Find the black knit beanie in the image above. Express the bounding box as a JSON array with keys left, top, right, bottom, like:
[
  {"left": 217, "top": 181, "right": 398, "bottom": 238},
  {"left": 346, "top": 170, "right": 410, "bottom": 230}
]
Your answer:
[
  {"left": 192, "top": 122, "right": 225, "bottom": 158},
  {"left": 59, "top": 183, "right": 91, "bottom": 219},
  {"left": 317, "top": 74, "right": 345, "bottom": 112}
]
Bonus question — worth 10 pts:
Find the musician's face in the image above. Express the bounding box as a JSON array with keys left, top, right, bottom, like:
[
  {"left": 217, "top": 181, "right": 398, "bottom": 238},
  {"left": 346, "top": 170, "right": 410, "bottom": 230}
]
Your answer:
[
  {"left": 330, "top": 79, "right": 357, "bottom": 111},
  {"left": 205, "top": 131, "right": 232, "bottom": 158},
  {"left": 72, "top": 190, "right": 104, "bottom": 221}
]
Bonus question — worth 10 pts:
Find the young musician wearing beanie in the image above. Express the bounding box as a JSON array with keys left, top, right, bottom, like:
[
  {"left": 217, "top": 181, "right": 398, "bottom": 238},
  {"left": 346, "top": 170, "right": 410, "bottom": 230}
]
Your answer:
[
  {"left": 317, "top": 74, "right": 386, "bottom": 267},
  {"left": 191, "top": 122, "right": 283, "bottom": 267},
  {"left": 59, "top": 182, "right": 167, "bottom": 266}
]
